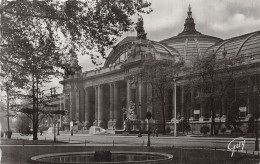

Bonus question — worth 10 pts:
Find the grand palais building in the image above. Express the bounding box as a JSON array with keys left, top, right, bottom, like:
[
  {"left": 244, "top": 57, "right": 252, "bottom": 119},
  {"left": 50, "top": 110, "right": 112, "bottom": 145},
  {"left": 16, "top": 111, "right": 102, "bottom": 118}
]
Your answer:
[{"left": 59, "top": 6, "right": 260, "bottom": 133}]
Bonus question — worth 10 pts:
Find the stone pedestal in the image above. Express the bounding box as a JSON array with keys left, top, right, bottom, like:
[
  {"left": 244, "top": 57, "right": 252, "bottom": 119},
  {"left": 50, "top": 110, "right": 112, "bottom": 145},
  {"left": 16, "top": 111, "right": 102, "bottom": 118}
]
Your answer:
[
  {"left": 89, "top": 126, "right": 106, "bottom": 135},
  {"left": 215, "top": 116, "right": 221, "bottom": 122},
  {"left": 220, "top": 115, "right": 226, "bottom": 122},
  {"left": 108, "top": 120, "right": 116, "bottom": 130},
  {"left": 199, "top": 116, "right": 204, "bottom": 122}
]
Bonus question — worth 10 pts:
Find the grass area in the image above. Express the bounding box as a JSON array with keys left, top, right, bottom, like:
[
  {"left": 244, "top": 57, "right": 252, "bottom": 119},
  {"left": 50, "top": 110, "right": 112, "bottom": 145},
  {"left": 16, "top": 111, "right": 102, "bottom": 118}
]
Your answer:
[{"left": 0, "top": 145, "right": 259, "bottom": 164}]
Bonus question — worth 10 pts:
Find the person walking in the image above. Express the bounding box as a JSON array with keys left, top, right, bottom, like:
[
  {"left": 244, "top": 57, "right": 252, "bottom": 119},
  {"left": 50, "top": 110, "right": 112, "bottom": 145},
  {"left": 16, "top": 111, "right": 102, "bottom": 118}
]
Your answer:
[{"left": 155, "top": 128, "right": 158, "bottom": 137}]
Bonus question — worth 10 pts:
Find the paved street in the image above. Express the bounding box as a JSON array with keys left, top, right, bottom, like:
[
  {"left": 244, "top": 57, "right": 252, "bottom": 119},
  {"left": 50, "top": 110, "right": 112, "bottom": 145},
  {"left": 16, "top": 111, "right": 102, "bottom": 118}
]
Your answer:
[
  {"left": 1, "top": 132, "right": 260, "bottom": 164},
  {"left": 4, "top": 132, "right": 260, "bottom": 157}
]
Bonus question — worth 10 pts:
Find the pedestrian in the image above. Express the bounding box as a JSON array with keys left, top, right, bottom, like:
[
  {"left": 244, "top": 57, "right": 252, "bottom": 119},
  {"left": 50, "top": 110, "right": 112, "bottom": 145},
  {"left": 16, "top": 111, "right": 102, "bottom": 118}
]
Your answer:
[
  {"left": 155, "top": 128, "right": 158, "bottom": 137},
  {"left": 4, "top": 129, "right": 7, "bottom": 138},
  {"left": 153, "top": 128, "right": 155, "bottom": 137},
  {"left": 40, "top": 129, "right": 43, "bottom": 136}
]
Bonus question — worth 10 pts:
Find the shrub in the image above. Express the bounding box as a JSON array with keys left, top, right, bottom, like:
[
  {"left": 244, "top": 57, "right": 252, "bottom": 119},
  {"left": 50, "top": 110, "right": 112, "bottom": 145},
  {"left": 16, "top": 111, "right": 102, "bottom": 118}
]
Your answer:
[
  {"left": 214, "top": 129, "right": 219, "bottom": 135},
  {"left": 177, "top": 119, "right": 191, "bottom": 133},
  {"left": 231, "top": 127, "right": 243, "bottom": 135},
  {"left": 221, "top": 128, "right": 226, "bottom": 134},
  {"left": 200, "top": 125, "right": 210, "bottom": 135},
  {"left": 1, "top": 131, "right": 4, "bottom": 137},
  {"left": 5, "top": 130, "right": 12, "bottom": 139}
]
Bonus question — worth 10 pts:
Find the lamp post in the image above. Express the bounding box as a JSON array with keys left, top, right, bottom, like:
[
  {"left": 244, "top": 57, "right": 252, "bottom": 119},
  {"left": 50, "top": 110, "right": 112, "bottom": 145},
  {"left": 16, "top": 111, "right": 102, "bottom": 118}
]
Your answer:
[
  {"left": 57, "top": 119, "right": 60, "bottom": 135},
  {"left": 50, "top": 87, "right": 58, "bottom": 142},
  {"left": 146, "top": 111, "right": 152, "bottom": 147},
  {"left": 173, "top": 78, "right": 177, "bottom": 137},
  {"left": 54, "top": 119, "right": 56, "bottom": 142},
  {"left": 138, "top": 104, "right": 142, "bottom": 137}
]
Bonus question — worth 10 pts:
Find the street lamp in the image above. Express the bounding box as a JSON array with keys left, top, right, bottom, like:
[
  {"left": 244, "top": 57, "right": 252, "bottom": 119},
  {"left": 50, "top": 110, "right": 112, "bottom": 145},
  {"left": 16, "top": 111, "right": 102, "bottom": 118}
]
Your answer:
[
  {"left": 146, "top": 111, "right": 152, "bottom": 147},
  {"left": 50, "top": 87, "right": 58, "bottom": 142},
  {"left": 138, "top": 104, "right": 142, "bottom": 137},
  {"left": 57, "top": 119, "right": 60, "bottom": 135},
  {"left": 54, "top": 119, "right": 57, "bottom": 142},
  {"left": 173, "top": 78, "right": 177, "bottom": 137}
]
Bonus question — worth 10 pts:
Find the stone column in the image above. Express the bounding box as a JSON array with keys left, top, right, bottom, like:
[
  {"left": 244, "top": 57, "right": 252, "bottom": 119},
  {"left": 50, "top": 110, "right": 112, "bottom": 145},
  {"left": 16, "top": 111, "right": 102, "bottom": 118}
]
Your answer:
[
  {"left": 93, "top": 86, "right": 98, "bottom": 126},
  {"left": 108, "top": 83, "right": 114, "bottom": 129},
  {"left": 146, "top": 83, "right": 153, "bottom": 112},
  {"left": 126, "top": 79, "right": 130, "bottom": 109},
  {"left": 75, "top": 89, "right": 80, "bottom": 122},
  {"left": 80, "top": 90, "right": 85, "bottom": 122},
  {"left": 67, "top": 90, "right": 71, "bottom": 121},
  {"left": 190, "top": 88, "right": 194, "bottom": 118},
  {"left": 181, "top": 86, "right": 184, "bottom": 118},
  {"left": 98, "top": 85, "right": 104, "bottom": 128},
  {"left": 137, "top": 80, "right": 142, "bottom": 120},
  {"left": 248, "top": 76, "right": 253, "bottom": 114},
  {"left": 63, "top": 90, "right": 66, "bottom": 119},
  {"left": 113, "top": 82, "right": 119, "bottom": 129},
  {"left": 141, "top": 82, "right": 147, "bottom": 120},
  {"left": 69, "top": 89, "right": 73, "bottom": 121},
  {"left": 84, "top": 87, "right": 91, "bottom": 129}
]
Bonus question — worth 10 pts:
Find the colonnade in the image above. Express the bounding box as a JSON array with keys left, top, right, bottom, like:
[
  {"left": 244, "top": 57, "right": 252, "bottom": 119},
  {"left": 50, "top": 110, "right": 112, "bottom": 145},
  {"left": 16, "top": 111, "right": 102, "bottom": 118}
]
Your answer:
[
  {"left": 63, "top": 74, "right": 259, "bottom": 130},
  {"left": 64, "top": 78, "right": 156, "bottom": 130}
]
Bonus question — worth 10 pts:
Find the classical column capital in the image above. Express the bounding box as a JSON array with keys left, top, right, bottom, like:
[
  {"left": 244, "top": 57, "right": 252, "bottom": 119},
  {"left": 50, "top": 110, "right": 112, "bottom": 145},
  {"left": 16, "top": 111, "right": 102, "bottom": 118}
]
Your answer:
[
  {"left": 93, "top": 85, "right": 99, "bottom": 90},
  {"left": 109, "top": 82, "right": 114, "bottom": 87},
  {"left": 84, "top": 86, "right": 90, "bottom": 92}
]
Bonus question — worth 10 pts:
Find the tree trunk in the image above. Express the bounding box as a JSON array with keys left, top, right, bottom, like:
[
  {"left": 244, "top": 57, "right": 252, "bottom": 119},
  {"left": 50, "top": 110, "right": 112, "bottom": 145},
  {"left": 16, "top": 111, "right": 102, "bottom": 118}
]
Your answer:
[
  {"left": 6, "top": 86, "right": 10, "bottom": 131},
  {"left": 210, "top": 98, "right": 215, "bottom": 135},
  {"left": 162, "top": 103, "right": 166, "bottom": 135},
  {"left": 36, "top": 76, "right": 39, "bottom": 133},
  {"left": 32, "top": 73, "right": 38, "bottom": 140}
]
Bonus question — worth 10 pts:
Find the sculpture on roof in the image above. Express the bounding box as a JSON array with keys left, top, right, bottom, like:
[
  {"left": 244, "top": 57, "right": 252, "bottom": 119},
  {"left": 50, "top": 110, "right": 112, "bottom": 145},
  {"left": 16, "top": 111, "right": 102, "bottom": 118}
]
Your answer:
[
  {"left": 63, "top": 49, "right": 82, "bottom": 77},
  {"left": 135, "top": 15, "right": 147, "bottom": 40}
]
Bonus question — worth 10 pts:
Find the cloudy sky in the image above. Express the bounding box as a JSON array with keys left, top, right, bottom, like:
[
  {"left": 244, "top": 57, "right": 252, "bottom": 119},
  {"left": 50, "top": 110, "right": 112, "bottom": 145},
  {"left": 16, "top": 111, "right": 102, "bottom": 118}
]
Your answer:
[{"left": 52, "top": 0, "right": 260, "bottom": 91}]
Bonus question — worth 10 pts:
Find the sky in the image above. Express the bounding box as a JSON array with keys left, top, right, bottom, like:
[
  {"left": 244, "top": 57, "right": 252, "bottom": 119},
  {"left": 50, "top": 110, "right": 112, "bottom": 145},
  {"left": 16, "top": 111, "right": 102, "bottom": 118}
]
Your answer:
[{"left": 51, "top": 0, "right": 260, "bottom": 92}]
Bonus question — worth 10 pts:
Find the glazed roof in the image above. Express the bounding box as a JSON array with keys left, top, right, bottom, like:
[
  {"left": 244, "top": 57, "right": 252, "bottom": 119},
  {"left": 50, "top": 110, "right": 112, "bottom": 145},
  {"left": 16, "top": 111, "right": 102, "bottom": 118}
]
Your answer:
[
  {"left": 206, "top": 31, "right": 260, "bottom": 59},
  {"left": 161, "top": 5, "right": 222, "bottom": 61},
  {"left": 103, "top": 37, "right": 179, "bottom": 67}
]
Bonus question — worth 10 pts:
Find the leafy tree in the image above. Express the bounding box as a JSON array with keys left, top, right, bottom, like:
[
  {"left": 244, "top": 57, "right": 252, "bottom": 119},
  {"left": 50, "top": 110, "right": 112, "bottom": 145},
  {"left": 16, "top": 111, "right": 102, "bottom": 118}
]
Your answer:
[
  {"left": 0, "top": 62, "right": 25, "bottom": 131},
  {"left": 177, "top": 119, "right": 191, "bottom": 134},
  {"left": 0, "top": 0, "right": 152, "bottom": 63},
  {"left": 225, "top": 100, "right": 241, "bottom": 129},
  {"left": 141, "top": 60, "right": 183, "bottom": 134},
  {"left": 12, "top": 93, "right": 66, "bottom": 133},
  {"left": 15, "top": 114, "right": 30, "bottom": 133},
  {"left": 0, "top": 0, "right": 152, "bottom": 140},
  {"left": 190, "top": 52, "right": 244, "bottom": 135}
]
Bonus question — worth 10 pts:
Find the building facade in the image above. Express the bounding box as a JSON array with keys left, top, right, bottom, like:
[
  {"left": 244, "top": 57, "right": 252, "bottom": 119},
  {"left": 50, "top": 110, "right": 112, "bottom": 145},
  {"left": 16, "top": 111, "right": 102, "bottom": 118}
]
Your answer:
[{"left": 60, "top": 6, "right": 260, "bottom": 132}]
